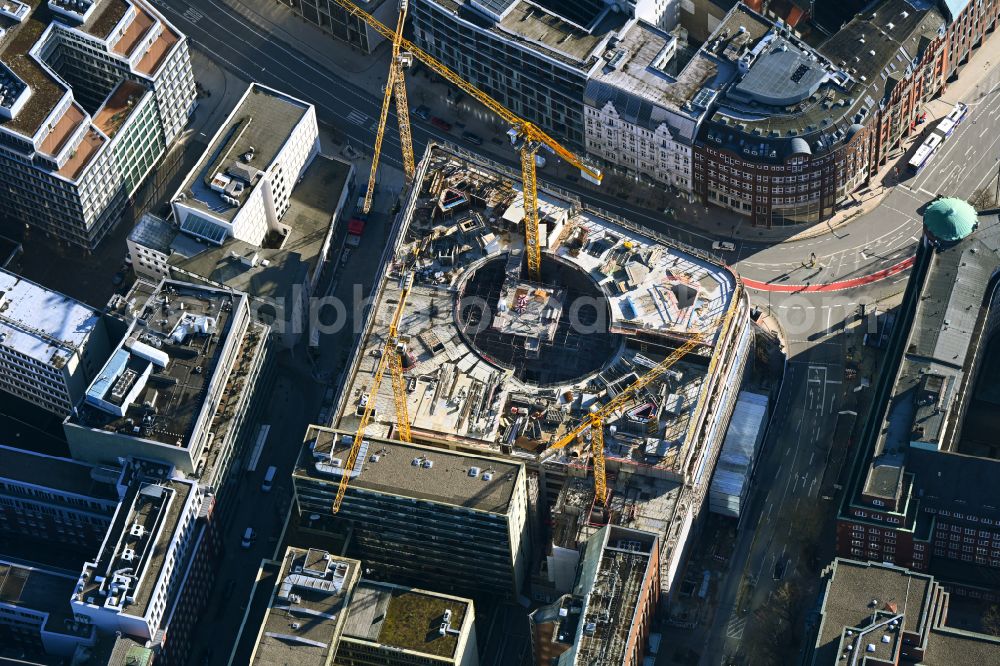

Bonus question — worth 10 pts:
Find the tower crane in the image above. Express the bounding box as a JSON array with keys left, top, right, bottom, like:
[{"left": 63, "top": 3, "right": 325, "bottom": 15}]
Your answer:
[
  {"left": 330, "top": 0, "right": 602, "bottom": 280},
  {"left": 539, "top": 338, "right": 702, "bottom": 504},
  {"left": 361, "top": 0, "right": 416, "bottom": 214},
  {"left": 332, "top": 272, "right": 414, "bottom": 513}
]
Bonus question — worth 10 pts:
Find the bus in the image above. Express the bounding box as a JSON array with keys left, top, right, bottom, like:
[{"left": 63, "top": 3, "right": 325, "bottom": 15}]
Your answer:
[
  {"left": 934, "top": 117, "right": 956, "bottom": 140},
  {"left": 946, "top": 102, "right": 969, "bottom": 125},
  {"left": 908, "top": 133, "right": 943, "bottom": 173},
  {"left": 246, "top": 424, "right": 270, "bottom": 473}
]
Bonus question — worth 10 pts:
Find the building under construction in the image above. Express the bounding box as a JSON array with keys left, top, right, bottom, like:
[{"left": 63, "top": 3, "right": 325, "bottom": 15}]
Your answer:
[{"left": 323, "top": 144, "right": 752, "bottom": 610}]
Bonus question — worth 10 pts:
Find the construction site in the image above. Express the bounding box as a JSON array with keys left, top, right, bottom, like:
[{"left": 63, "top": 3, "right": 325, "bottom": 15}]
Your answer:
[{"left": 327, "top": 144, "right": 752, "bottom": 601}]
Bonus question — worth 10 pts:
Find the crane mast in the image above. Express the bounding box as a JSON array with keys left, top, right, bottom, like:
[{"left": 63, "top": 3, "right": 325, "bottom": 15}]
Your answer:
[
  {"left": 362, "top": 0, "right": 415, "bottom": 214},
  {"left": 328, "top": 0, "right": 601, "bottom": 280},
  {"left": 332, "top": 272, "right": 414, "bottom": 513}
]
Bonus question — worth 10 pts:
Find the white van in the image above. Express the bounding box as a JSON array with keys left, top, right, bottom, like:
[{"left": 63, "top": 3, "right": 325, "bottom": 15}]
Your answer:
[
  {"left": 241, "top": 527, "right": 255, "bottom": 549},
  {"left": 261, "top": 465, "right": 277, "bottom": 492}
]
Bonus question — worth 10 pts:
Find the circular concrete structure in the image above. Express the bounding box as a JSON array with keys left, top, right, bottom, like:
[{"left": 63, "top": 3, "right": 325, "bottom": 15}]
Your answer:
[{"left": 455, "top": 253, "right": 621, "bottom": 386}]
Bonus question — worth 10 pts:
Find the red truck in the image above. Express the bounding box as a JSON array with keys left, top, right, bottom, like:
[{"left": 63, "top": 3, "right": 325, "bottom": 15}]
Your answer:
[{"left": 346, "top": 218, "right": 366, "bottom": 247}]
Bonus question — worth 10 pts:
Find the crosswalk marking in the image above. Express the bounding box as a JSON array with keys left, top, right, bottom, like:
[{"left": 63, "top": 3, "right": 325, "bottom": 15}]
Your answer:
[{"left": 726, "top": 615, "right": 746, "bottom": 640}]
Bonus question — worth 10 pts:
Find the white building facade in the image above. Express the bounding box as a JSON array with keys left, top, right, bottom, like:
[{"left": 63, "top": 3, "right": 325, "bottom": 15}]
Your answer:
[{"left": 0, "top": 269, "right": 111, "bottom": 415}]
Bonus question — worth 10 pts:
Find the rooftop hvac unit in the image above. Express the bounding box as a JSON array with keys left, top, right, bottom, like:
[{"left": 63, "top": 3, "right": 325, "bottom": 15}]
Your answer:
[
  {"left": 483, "top": 472, "right": 494, "bottom": 481},
  {"left": 468, "top": 467, "right": 480, "bottom": 477},
  {"left": 422, "top": 459, "right": 434, "bottom": 469},
  {"left": 129, "top": 523, "right": 145, "bottom": 538},
  {"left": 330, "top": 457, "right": 343, "bottom": 468}
]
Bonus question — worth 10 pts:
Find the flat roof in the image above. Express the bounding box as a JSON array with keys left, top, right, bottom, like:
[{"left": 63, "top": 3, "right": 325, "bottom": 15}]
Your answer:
[
  {"left": 333, "top": 146, "right": 737, "bottom": 470},
  {"left": 297, "top": 425, "right": 521, "bottom": 514},
  {"left": 0, "top": 267, "right": 102, "bottom": 367},
  {"left": 175, "top": 83, "right": 310, "bottom": 223},
  {"left": 813, "top": 559, "right": 932, "bottom": 666},
  {"left": 342, "top": 581, "right": 470, "bottom": 658},
  {"left": 575, "top": 526, "right": 657, "bottom": 663},
  {"left": 69, "top": 280, "right": 241, "bottom": 450},
  {"left": 0, "top": 0, "right": 174, "bottom": 140},
  {"left": 168, "top": 154, "right": 351, "bottom": 302},
  {"left": 252, "top": 547, "right": 359, "bottom": 665},
  {"left": 0, "top": 444, "right": 120, "bottom": 501},
  {"left": 0, "top": 559, "right": 89, "bottom": 639},
  {"left": 77, "top": 466, "right": 194, "bottom": 618}
]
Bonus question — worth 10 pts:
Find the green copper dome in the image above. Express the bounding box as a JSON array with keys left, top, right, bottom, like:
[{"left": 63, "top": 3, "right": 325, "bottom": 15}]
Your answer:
[{"left": 923, "top": 197, "right": 978, "bottom": 242}]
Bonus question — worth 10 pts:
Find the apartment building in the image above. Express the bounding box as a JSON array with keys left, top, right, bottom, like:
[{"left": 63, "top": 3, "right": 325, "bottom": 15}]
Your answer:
[
  {"left": 808, "top": 559, "right": 1000, "bottom": 665},
  {"left": 129, "top": 83, "right": 355, "bottom": 347},
  {"left": 64, "top": 279, "right": 272, "bottom": 501},
  {"left": 0, "top": 268, "right": 112, "bottom": 415},
  {"left": 0, "top": 0, "right": 196, "bottom": 249},
  {"left": 284, "top": 0, "right": 396, "bottom": 54},
  {"left": 836, "top": 205, "right": 1000, "bottom": 597},
  {"left": 529, "top": 526, "right": 660, "bottom": 666},
  {"left": 293, "top": 425, "right": 532, "bottom": 600}
]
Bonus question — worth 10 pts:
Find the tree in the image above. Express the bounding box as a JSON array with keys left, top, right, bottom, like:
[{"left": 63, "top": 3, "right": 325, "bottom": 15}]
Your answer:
[
  {"left": 968, "top": 187, "right": 997, "bottom": 212},
  {"left": 983, "top": 603, "right": 1000, "bottom": 636}
]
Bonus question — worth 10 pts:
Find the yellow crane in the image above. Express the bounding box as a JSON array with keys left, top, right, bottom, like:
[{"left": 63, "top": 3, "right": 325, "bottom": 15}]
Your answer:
[
  {"left": 539, "top": 338, "right": 701, "bottom": 504},
  {"left": 361, "top": 0, "right": 416, "bottom": 215},
  {"left": 332, "top": 272, "right": 414, "bottom": 513},
  {"left": 330, "top": 0, "right": 602, "bottom": 280}
]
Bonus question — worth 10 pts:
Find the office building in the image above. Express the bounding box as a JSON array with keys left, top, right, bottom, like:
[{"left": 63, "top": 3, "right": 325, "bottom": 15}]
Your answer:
[
  {"left": 65, "top": 279, "right": 272, "bottom": 496},
  {"left": 0, "top": 450, "right": 220, "bottom": 665},
  {"left": 338, "top": 580, "right": 478, "bottom": 666},
  {"left": 0, "top": 268, "right": 112, "bottom": 415},
  {"left": 170, "top": 83, "right": 319, "bottom": 248},
  {"left": 68, "top": 457, "right": 219, "bottom": 666},
  {"left": 0, "top": 560, "right": 96, "bottom": 660},
  {"left": 410, "top": 0, "right": 682, "bottom": 148},
  {"left": 807, "top": 558, "right": 1000, "bottom": 665},
  {"left": 412, "top": 1, "right": 1000, "bottom": 228},
  {"left": 325, "top": 144, "right": 750, "bottom": 601},
  {"left": 529, "top": 526, "right": 660, "bottom": 666},
  {"left": 250, "top": 547, "right": 361, "bottom": 666},
  {"left": 0, "top": 445, "right": 119, "bottom": 555},
  {"left": 249, "top": 546, "right": 478, "bottom": 666},
  {"left": 836, "top": 202, "right": 1000, "bottom": 596},
  {"left": 0, "top": 0, "right": 196, "bottom": 248},
  {"left": 294, "top": 425, "right": 531, "bottom": 599},
  {"left": 285, "top": 0, "right": 397, "bottom": 54},
  {"left": 129, "top": 83, "right": 354, "bottom": 346}
]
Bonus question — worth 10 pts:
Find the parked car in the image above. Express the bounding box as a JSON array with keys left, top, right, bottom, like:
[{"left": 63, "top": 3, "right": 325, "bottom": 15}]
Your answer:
[
  {"left": 412, "top": 105, "right": 431, "bottom": 120},
  {"left": 712, "top": 240, "right": 736, "bottom": 252},
  {"left": 430, "top": 116, "right": 452, "bottom": 132},
  {"left": 241, "top": 527, "right": 256, "bottom": 549},
  {"left": 461, "top": 131, "right": 483, "bottom": 145}
]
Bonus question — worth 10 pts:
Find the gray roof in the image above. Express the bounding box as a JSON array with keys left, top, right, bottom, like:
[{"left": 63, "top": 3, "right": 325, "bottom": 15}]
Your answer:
[
  {"left": 0, "top": 445, "right": 120, "bottom": 501},
  {"left": 170, "top": 155, "right": 351, "bottom": 303},
  {"left": 813, "top": 559, "right": 933, "bottom": 666},
  {"left": 298, "top": 426, "right": 522, "bottom": 514},
  {"left": 177, "top": 84, "right": 310, "bottom": 223}
]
